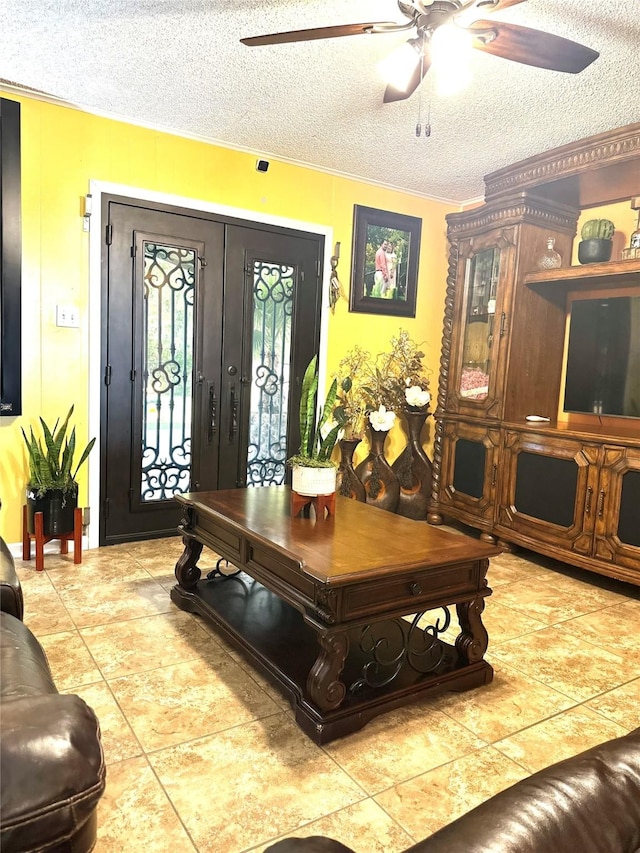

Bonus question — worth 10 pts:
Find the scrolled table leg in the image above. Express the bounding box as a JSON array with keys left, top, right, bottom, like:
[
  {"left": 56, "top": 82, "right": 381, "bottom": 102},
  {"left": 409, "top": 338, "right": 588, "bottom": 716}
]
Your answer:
[
  {"left": 175, "top": 512, "right": 204, "bottom": 590},
  {"left": 306, "top": 630, "right": 349, "bottom": 711},
  {"left": 455, "top": 595, "right": 489, "bottom": 664}
]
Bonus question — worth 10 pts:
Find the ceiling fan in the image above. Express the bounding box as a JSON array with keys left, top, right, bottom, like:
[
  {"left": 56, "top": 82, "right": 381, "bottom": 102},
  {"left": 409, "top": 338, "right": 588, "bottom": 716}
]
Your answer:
[{"left": 240, "top": 0, "right": 599, "bottom": 103}]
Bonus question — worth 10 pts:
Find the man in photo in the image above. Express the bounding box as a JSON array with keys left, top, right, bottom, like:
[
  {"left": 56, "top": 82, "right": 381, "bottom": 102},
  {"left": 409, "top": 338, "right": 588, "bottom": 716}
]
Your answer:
[{"left": 374, "top": 238, "right": 389, "bottom": 296}]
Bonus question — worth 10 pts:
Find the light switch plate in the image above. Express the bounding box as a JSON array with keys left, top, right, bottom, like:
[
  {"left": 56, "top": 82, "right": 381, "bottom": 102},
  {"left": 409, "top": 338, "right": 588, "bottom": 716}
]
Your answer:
[{"left": 56, "top": 305, "right": 80, "bottom": 328}]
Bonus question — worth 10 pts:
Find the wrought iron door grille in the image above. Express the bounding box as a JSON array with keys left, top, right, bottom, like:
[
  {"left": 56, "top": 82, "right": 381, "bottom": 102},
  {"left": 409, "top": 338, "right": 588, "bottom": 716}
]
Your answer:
[
  {"left": 246, "top": 260, "right": 294, "bottom": 487},
  {"left": 141, "top": 242, "right": 195, "bottom": 502}
]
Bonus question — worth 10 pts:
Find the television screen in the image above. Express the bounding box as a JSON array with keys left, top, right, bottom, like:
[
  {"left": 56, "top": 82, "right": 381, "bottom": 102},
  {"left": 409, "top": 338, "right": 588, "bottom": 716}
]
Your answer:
[{"left": 564, "top": 295, "right": 640, "bottom": 418}]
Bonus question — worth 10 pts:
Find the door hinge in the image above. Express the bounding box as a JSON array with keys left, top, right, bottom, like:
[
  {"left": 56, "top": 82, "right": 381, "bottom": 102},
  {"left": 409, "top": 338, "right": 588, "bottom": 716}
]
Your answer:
[
  {"left": 199, "top": 255, "right": 207, "bottom": 268},
  {"left": 130, "top": 369, "right": 136, "bottom": 382},
  {"left": 300, "top": 270, "right": 305, "bottom": 282},
  {"left": 104, "top": 364, "right": 112, "bottom": 386},
  {"left": 103, "top": 497, "right": 110, "bottom": 519},
  {"left": 130, "top": 243, "right": 136, "bottom": 257},
  {"left": 499, "top": 312, "right": 507, "bottom": 337},
  {"left": 105, "top": 223, "right": 113, "bottom": 245},
  {"left": 316, "top": 259, "right": 321, "bottom": 277}
]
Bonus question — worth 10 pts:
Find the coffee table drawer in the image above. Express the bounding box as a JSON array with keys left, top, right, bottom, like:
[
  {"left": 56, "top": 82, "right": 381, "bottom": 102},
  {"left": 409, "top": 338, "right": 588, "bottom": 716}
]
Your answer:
[{"left": 343, "top": 562, "right": 481, "bottom": 620}]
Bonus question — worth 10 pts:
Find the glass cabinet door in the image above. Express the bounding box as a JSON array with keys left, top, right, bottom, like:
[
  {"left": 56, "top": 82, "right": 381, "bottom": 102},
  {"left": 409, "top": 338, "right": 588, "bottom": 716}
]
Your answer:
[{"left": 458, "top": 247, "right": 500, "bottom": 402}]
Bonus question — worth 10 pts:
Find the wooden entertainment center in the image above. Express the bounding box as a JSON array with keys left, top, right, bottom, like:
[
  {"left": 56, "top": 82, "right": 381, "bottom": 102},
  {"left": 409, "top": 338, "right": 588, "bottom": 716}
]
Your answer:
[{"left": 428, "top": 123, "right": 640, "bottom": 586}]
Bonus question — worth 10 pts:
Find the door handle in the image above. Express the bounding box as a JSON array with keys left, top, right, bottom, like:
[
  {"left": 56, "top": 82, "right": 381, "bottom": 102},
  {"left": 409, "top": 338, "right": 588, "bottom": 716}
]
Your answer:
[
  {"left": 585, "top": 485, "right": 593, "bottom": 515},
  {"left": 229, "top": 384, "right": 238, "bottom": 442},
  {"left": 597, "top": 489, "right": 606, "bottom": 519},
  {"left": 207, "top": 381, "right": 217, "bottom": 443}
]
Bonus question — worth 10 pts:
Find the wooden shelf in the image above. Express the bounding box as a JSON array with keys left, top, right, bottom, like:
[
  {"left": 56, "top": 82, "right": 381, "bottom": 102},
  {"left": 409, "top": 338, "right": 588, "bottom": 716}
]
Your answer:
[{"left": 524, "top": 258, "right": 640, "bottom": 292}]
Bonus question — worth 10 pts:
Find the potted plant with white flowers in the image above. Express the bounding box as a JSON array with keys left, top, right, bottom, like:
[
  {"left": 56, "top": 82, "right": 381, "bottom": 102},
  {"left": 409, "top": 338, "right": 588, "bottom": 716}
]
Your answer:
[{"left": 288, "top": 356, "right": 346, "bottom": 497}]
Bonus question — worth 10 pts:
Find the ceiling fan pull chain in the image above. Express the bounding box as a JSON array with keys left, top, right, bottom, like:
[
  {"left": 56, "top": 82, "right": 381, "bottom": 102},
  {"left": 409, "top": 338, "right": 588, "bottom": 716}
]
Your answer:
[{"left": 425, "top": 92, "right": 432, "bottom": 137}]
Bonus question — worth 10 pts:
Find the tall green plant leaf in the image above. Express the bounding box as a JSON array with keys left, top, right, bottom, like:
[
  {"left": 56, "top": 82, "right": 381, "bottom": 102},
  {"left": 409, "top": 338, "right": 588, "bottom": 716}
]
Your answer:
[{"left": 299, "top": 356, "right": 318, "bottom": 458}]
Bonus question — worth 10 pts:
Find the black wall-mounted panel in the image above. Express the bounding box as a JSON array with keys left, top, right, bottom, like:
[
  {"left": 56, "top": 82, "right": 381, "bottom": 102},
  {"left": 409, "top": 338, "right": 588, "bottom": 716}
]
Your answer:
[
  {"left": 0, "top": 96, "right": 22, "bottom": 416},
  {"left": 515, "top": 451, "right": 577, "bottom": 528},
  {"left": 452, "top": 438, "right": 486, "bottom": 499},
  {"left": 618, "top": 470, "right": 640, "bottom": 548}
]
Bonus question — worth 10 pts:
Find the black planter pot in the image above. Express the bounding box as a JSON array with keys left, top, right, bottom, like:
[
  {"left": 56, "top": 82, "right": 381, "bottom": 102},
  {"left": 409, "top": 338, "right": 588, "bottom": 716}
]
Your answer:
[
  {"left": 26, "top": 489, "right": 78, "bottom": 536},
  {"left": 578, "top": 238, "right": 613, "bottom": 265}
]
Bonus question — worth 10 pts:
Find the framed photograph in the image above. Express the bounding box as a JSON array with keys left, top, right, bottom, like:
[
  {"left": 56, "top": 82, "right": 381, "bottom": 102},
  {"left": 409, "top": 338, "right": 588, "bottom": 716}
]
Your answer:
[{"left": 349, "top": 205, "right": 422, "bottom": 317}]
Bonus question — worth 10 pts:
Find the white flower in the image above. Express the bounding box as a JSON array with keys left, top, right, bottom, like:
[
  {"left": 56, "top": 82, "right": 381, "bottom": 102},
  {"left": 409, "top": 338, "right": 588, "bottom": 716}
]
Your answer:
[
  {"left": 405, "top": 385, "right": 431, "bottom": 408},
  {"left": 369, "top": 405, "right": 396, "bottom": 431}
]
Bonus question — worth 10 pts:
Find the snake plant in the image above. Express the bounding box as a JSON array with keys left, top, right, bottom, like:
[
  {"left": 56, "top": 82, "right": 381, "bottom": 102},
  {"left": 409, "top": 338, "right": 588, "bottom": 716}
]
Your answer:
[
  {"left": 288, "top": 356, "right": 345, "bottom": 468},
  {"left": 21, "top": 405, "right": 96, "bottom": 498}
]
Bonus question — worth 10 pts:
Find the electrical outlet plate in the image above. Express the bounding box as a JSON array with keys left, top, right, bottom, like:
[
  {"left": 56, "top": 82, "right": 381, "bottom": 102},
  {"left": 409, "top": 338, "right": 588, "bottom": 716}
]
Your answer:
[{"left": 56, "top": 305, "right": 80, "bottom": 328}]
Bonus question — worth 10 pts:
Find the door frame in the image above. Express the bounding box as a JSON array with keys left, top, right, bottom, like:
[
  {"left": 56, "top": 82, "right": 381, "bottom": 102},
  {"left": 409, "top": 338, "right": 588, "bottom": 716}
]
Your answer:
[{"left": 88, "top": 179, "right": 333, "bottom": 550}]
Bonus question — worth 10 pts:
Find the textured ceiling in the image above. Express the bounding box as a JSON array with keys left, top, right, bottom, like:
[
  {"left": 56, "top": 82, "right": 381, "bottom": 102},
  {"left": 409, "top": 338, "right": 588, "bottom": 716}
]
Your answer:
[{"left": 1, "top": 0, "right": 638, "bottom": 202}]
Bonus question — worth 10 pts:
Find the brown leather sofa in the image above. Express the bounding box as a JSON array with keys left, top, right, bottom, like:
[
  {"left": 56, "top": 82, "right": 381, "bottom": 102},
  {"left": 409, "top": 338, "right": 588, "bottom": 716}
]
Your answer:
[
  {"left": 266, "top": 726, "right": 640, "bottom": 853},
  {"left": 0, "top": 536, "right": 106, "bottom": 852}
]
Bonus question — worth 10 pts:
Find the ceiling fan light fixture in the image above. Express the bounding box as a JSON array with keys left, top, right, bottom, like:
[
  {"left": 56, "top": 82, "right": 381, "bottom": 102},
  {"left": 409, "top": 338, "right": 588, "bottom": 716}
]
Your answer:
[
  {"left": 431, "top": 23, "right": 473, "bottom": 95},
  {"left": 378, "top": 37, "right": 423, "bottom": 93}
]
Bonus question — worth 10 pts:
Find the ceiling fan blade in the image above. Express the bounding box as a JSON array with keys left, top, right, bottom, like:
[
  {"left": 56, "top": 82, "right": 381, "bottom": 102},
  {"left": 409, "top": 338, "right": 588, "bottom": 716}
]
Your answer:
[
  {"left": 383, "top": 54, "right": 432, "bottom": 103},
  {"left": 468, "top": 20, "right": 599, "bottom": 73},
  {"left": 473, "top": 0, "right": 527, "bottom": 13},
  {"left": 241, "top": 22, "right": 396, "bottom": 47}
]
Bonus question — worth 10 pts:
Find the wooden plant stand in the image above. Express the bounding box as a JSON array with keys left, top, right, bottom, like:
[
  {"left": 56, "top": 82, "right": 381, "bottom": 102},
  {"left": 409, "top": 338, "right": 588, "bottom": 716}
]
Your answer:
[
  {"left": 290, "top": 489, "right": 336, "bottom": 519},
  {"left": 22, "top": 505, "right": 83, "bottom": 572}
]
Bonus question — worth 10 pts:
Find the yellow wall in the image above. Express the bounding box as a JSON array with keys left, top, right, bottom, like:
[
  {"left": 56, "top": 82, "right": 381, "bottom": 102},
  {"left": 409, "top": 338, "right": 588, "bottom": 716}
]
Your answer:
[{"left": 0, "top": 92, "right": 456, "bottom": 543}]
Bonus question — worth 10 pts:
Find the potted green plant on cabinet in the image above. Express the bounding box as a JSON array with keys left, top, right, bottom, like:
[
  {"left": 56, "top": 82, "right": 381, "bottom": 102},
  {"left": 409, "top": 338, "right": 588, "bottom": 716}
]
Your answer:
[
  {"left": 21, "top": 405, "right": 96, "bottom": 536},
  {"left": 288, "top": 356, "right": 345, "bottom": 497},
  {"left": 578, "top": 218, "right": 615, "bottom": 264}
]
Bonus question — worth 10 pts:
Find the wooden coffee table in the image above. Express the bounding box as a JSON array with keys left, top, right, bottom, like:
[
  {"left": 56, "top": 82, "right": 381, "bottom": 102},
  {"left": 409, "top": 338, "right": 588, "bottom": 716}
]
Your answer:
[{"left": 170, "top": 486, "right": 500, "bottom": 744}]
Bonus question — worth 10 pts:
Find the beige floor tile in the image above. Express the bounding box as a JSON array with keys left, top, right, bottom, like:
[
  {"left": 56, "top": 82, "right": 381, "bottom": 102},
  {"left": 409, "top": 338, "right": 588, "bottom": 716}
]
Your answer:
[
  {"left": 431, "top": 660, "right": 575, "bottom": 742},
  {"left": 483, "top": 601, "right": 547, "bottom": 646},
  {"left": 56, "top": 575, "right": 174, "bottom": 628},
  {"left": 493, "top": 705, "right": 629, "bottom": 773},
  {"left": 534, "top": 568, "right": 634, "bottom": 605},
  {"left": 585, "top": 678, "right": 640, "bottom": 729},
  {"left": 80, "top": 610, "right": 223, "bottom": 678},
  {"left": 556, "top": 599, "right": 640, "bottom": 657},
  {"left": 493, "top": 575, "right": 625, "bottom": 625},
  {"left": 108, "top": 651, "right": 281, "bottom": 751},
  {"left": 254, "top": 798, "right": 413, "bottom": 853},
  {"left": 324, "top": 703, "right": 486, "bottom": 794},
  {"left": 73, "top": 681, "right": 143, "bottom": 764},
  {"left": 21, "top": 581, "right": 76, "bottom": 636},
  {"left": 486, "top": 553, "right": 549, "bottom": 587},
  {"left": 374, "top": 746, "right": 529, "bottom": 839},
  {"left": 490, "top": 626, "right": 640, "bottom": 701},
  {"left": 149, "top": 715, "right": 366, "bottom": 853},
  {"left": 38, "top": 629, "right": 103, "bottom": 689},
  {"left": 95, "top": 756, "right": 197, "bottom": 852},
  {"left": 46, "top": 550, "right": 151, "bottom": 591}
]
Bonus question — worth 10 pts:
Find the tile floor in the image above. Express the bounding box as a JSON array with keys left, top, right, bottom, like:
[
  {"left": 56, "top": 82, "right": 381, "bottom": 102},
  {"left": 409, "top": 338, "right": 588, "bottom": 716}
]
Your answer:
[{"left": 12, "top": 531, "right": 640, "bottom": 853}]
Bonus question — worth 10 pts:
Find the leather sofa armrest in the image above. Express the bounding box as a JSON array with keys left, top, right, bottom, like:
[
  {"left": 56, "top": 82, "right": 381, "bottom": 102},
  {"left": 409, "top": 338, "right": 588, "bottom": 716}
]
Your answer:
[
  {"left": 405, "top": 727, "right": 640, "bottom": 853},
  {"left": 0, "top": 693, "right": 106, "bottom": 852},
  {"left": 0, "top": 536, "right": 23, "bottom": 620}
]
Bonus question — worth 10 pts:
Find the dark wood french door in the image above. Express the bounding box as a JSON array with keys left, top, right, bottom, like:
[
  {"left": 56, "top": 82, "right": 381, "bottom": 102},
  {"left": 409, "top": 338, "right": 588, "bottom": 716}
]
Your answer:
[{"left": 100, "top": 196, "right": 323, "bottom": 545}]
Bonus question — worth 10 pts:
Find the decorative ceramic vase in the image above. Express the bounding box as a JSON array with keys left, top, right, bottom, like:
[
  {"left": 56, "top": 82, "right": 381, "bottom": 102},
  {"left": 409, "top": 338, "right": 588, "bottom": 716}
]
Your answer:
[
  {"left": 336, "top": 438, "right": 366, "bottom": 502},
  {"left": 291, "top": 465, "right": 336, "bottom": 496},
  {"left": 392, "top": 409, "right": 433, "bottom": 521},
  {"left": 355, "top": 428, "right": 400, "bottom": 513}
]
